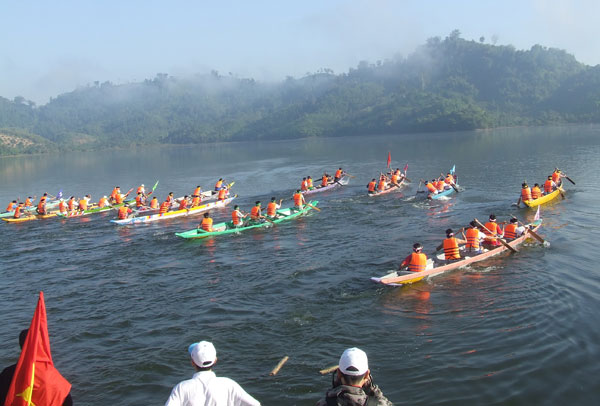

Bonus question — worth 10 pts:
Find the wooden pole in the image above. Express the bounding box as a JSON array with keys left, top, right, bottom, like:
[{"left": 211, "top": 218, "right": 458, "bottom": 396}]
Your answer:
[{"left": 269, "top": 356, "right": 289, "bottom": 376}]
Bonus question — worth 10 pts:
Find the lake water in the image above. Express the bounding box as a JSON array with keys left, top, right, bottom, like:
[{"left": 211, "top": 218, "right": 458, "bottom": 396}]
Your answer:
[{"left": 1, "top": 125, "right": 599, "bottom": 405}]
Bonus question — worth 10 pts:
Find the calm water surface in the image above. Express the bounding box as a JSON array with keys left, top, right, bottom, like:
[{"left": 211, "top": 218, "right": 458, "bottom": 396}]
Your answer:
[{"left": 1, "top": 125, "right": 599, "bottom": 405}]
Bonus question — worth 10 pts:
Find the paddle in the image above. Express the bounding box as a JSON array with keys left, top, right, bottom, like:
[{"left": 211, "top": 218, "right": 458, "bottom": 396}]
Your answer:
[
  {"left": 474, "top": 218, "right": 518, "bottom": 253},
  {"left": 345, "top": 173, "right": 356, "bottom": 179},
  {"left": 511, "top": 216, "right": 545, "bottom": 244},
  {"left": 564, "top": 175, "right": 576, "bottom": 185},
  {"left": 306, "top": 202, "right": 321, "bottom": 212}
]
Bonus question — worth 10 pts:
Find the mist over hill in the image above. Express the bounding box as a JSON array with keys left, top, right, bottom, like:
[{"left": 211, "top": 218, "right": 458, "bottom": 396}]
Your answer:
[{"left": 1, "top": 31, "right": 599, "bottom": 156}]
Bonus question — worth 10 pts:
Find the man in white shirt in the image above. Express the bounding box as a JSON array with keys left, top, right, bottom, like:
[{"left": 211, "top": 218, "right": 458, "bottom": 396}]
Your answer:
[{"left": 165, "top": 341, "right": 260, "bottom": 406}]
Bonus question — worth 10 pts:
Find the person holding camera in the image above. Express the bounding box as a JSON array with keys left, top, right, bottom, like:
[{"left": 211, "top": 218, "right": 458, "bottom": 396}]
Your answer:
[{"left": 317, "top": 347, "right": 393, "bottom": 406}]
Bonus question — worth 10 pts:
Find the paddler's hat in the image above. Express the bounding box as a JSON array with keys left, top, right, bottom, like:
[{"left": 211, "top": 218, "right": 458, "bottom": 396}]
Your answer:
[
  {"left": 188, "top": 341, "right": 217, "bottom": 368},
  {"left": 522, "top": 182, "right": 528, "bottom": 187},
  {"left": 413, "top": 242, "right": 423, "bottom": 252},
  {"left": 489, "top": 214, "right": 497, "bottom": 221},
  {"left": 446, "top": 228, "right": 454, "bottom": 237},
  {"left": 141, "top": 184, "right": 144, "bottom": 186},
  {"left": 339, "top": 347, "right": 369, "bottom": 377}
]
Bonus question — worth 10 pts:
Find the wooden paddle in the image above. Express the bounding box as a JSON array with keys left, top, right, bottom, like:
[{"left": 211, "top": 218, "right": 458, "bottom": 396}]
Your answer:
[
  {"left": 564, "top": 175, "right": 576, "bottom": 185},
  {"left": 306, "top": 202, "right": 321, "bottom": 212},
  {"left": 474, "top": 218, "right": 518, "bottom": 253},
  {"left": 345, "top": 173, "right": 356, "bottom": 179},
  {"left": 269, "top": 356, "right": 289, "bottom": 376},
  {"left": 511, "top": 216, "right": 545, "bottom": 244}
]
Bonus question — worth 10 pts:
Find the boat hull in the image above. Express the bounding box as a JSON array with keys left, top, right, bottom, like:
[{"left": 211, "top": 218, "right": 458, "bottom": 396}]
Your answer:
[
  {"left": 303, "top": 177, "right": 349, "bottom": 195},
  {"left": 523, "top": 188, "right": 561, "bottom": 207}
]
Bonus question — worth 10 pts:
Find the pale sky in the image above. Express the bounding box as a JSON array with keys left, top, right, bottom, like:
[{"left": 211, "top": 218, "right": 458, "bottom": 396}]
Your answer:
[{"left": 1, "top": 0, "right": 599, "bottom": 104}]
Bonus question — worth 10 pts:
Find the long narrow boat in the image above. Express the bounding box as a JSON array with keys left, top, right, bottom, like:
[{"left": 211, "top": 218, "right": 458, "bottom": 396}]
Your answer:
[
  {"left": 2, "top": 213, "right": 58, "bottom": 223},
  {"left": 175, "top": 201, "right": 318, "bottom": 239},
  {"left": 0, "top": 199, "right": 61, "bottom": 219},
  {"left": 371, "top": 219, "right": 542, "bottom": 286},
  {"left": 430, "top": 183, "right": 459, "bottom": 200},
  {"left": 110, "top": 196, "right": 236, "bottom": 225},
  {"left": 303, "top": 177, "right": 349, "bottom": 195},
  {"left": 523, "top": 188, "right": 562, "bottom": 208},
  {"left": 368, "top": 178, "right": 407, "bottom": 197},
  {"left": 56, "top": 205, "right": 116, "bottom": 218}
]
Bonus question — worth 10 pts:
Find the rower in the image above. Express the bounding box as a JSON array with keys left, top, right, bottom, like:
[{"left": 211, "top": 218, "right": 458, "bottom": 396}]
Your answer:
[
  {"left": 231, "top": 205, "right": 246, "bottom": 228},
  {"left": 217, "top": 187, "right": 228, "bottom": 201},
  {"left": 390, "top": 171, "right": 401, "bottom": 187},
  {"left": 321, "top": 173, "right": 329, "bottom": 187},
  {"left": 137, "top": 184, "right": 146, "bottom": 197},
  {"left": 58, "top": 199, "right": 68, "bottom": 214},
  {"left": 24, "top": 197, "right": 34, "bottom": 207},
  {"left": 504, "top": 218, "right": 525, "bottom": 240},
  {"left": 214, "top": 178, "right": 225, "bottom": 191},
  {"left": 159, "top": 199, "right": 171, "bottom": 215},
  {"left": 464, "top": 221, "right": 483, "bottom": 254},
  {"left": 445, "top": 172, "right": 455, "bottom": 187},
  {"left": 544, "top": 176, "right": 556, "bottom": 194},
  {"left": 13, "top": 202, "right": 26, "bottom": 219},
  {"left": 192, "top": 186, "right": 202, "bottom": 197},
  {"left": 114, "top": 191, "right": 125, "bottom": 205},
  {"left": 334, "top": 168, "right": 344, "bottom": 182},
  {"left": 135, "top": 192, "right": 145, "bottom": 209},
  {"left": 301, "top": 177, "right": 308, "bottom": 192},
  {"left": 6, "top": 200, "right": 17, "bottom": 212},
  {"left": 149, "top": 196, "right": 159, "bottom": 209},
  {"left": 483, "top": 214, "right": 504, "bottom": 247},
  {"left": 190, "top": 194, "right": 202, "bottom": 208},
  {"left": 249, "top": 201, "right": 264, "bottom": 224},
  {"left": 78, "top": 195, "right": 90, "bottom": 212},
  {"left": 440, "top": 228, "right": 466, "bottom": 261},
  {"left": 178, "top": 195, "right": 189, "bottom": 210},
  {"left": 36, "top": 193, "right": 48, "bottom": 215},
  {"left": 377, "top": 175, "right": 387, "bottom": 192},
  {"left": 398, "top": 243, "right": 428, "bottom": 273},
  {"left": 367, "top": 178, "right": 377, "bottom": 194},
  {"left": 518, "top": 182, "right": 532, "bottom": 206},
  {"left": 117, "top": 205, "right": 133, "bottom": 219},
  {"left": 425, "top": 179, "right": 438, "bottom": 196},
  {"left": 552, "top": 168, "right": 564, "bottom": 187},
  {"left": 293, "top": 190, "right": 305, "bottom": 211},
  {"left": 67, "top": 196, "right": 76, "bottom": 212},
  {"left": 110, "top": 186, "right": 120, "bottom": 204},
  {"left": 266, "top": 197, "right": 283, "bottom": 219},
  {"left": 98, "top": 196, "right": 110, "bottom": 208},
  {"left": 199, "top": 212, "right": 213, "bottom": 232},
  {"left": 306, "top": 176, "right": 314, "bottom": 189},
  {"left": 165, "top": 192, "right": 175, "bottom": 205},
  {"left": 435, "top": 178, "right": 445, "bottom": 192},
  {"left": 531, "top": 183, "right": 542, "bottom": 200}
]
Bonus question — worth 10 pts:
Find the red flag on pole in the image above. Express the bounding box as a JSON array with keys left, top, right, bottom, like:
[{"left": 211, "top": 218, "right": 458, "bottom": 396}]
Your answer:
[
  {"left": 403, "top": 163, "right": 408, "bottom": 173},
  {"left": 386, "top": 152, "right": 391, "bottom": 169},
  {"left": 5, "top": 292, "right": 71, "bottom": 406}
]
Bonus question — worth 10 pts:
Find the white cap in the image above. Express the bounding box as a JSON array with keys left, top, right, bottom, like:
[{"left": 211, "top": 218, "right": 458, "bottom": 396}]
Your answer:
[
  {"left": 188, "top": 341, "right": 217, "bottom": 368},
  {"left": 339, "top": 347, "right": 369, "bottom": 376}
]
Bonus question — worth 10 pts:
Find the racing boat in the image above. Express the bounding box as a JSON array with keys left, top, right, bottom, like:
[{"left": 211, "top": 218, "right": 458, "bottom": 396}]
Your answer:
[
  {"left": 523, "top": 188, "right": 562, "bottom": 208},
  {"left": 303, "top": 177, "right": 349, "bottom": 195}
]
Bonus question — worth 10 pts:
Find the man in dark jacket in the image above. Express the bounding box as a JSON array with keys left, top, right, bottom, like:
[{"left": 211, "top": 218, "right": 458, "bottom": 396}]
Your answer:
[{"left": 317, "top": 347, "right": 392, "bottom": 406}]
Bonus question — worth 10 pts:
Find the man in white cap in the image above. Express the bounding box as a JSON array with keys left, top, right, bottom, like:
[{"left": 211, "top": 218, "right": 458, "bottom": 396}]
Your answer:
[
  {"left": 317, "top": 347, "right": 392, "bottom": 406},
  {"left": 165, "top": 340, "right": 260, "bottom": 406}
]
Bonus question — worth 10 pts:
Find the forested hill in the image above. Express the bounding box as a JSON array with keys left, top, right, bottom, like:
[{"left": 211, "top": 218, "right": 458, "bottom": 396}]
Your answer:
[{"left": 2, "top": 32, "right": 600, "bottom": 155}]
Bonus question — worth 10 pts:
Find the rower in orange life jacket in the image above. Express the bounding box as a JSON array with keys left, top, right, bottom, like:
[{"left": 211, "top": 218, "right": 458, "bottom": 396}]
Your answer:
[
  {"left": 293, "top": 190, "right": 305, "bottom": 210},
  {"left": 6, "top": 200, "right": 17, "bottom": 212},
  {"left": 98, "top": 196, "right": 110, "bottom": 208},
  {"left": 321, "top": 174, "right": 329, "bottom": 187},
  {"left": 117, "top": 205, "right": 132, "bottom": 219},
  {"left": 24, "top": 197, "right": 34, "bottom": 207},
  {"left": 367, "top": 179, "right": 377, "bottom": 193},
  {"left": 231, "top": 205, "right": 246, "bottom": 227},
  {"left": 137, "top": 184, "right": 145, "bottom": 196},
  {"left": 301, "top": 178, "right": 308, "bottom": 192},
  {"left": 465, "top": 221, "right": 483, "bottom": 253},
  {"left": 503, "top": 218, "right": 525, "bottom": 240},
  {"left": 266, "top": 197, "right": 282, "bottom": 218},
  {"left": 13, "top": 203, "right": 25, "bottom": 219},
  {"left": 58, "top": 199, "right": 68, "bottom": 214},
  {"left": 390, "top": 173, "right": 400, "bottom": 186},
  {"left": 149, "top": 197, "right": 159, "bottom": 209},
  {"left": 190, "top": 195, "right": 201, "bottom": 208},
  {"left": 37, "top": 194, "right": 48, "bottom": 215},
  {"left": 377, "top": 176, "right": 387, "bottom": 192},
  {"left": 520, "top": 182, "right": 532, "bottom": 204},
  {"left": 199, "top": 212, "right": 213, "bottom": 232},
  {"left": 552, "top": 169, "right": 564, "bottom": 186},
  {"left": 483, "top": 214, "right": 504, "bottom": 246},
  {"left": 67, "top": 196, "right": 76, "bottom": 212},
  {"left": 544, "top": 176, "right": 555, "bottom": 194},
  {"left": 436, "top": 179, "right": 446, "bottom": 191},
  {"left": 425, "top": 180, "right": 438, "bottom": 195},
  {"left": 193, "top": 186, "right": 202, "bottom": 197},
  {"left": 334, "top": 168, "right": 344, "bottom": 182},
  {"left": 445, "top": 173, "right": 455, "bottom": 185},
  {"left": 159, "top": 200, "right": 170, "bottom": 215},
  {"left": 78, "top": 196, "right": 88, "bottom": 211},
  {"left": 217, "top": 188, "right": 228, "bottom": 201},
  {"left": 165, "top": 192, "right": 174, "bottom": 205},
  {"left": 440, "top": 228, "right": 466, "bottom": 261},
  {"left": 135, "top": 192, "right": 145, "bottom": 209},
  {"left": 214, "top": 179, "right": 224, "bottom": 191},
  {"left": 399, "top": 243, "right": 428, "bottom": 273},
  {"left": 178, "top": 196, "right": 189, "bottom": 210},
  {"left": 531, "top": 183, "right": 542, "bottom": 200},
  {"left": 250, "top": 201, "right": 263, "bottom": 221},
  {"left": 306, "top": 176, "right": 314, "bottom": 189},
  {"left": 110, "top": 187, "right": 120, "bottom": 202}
]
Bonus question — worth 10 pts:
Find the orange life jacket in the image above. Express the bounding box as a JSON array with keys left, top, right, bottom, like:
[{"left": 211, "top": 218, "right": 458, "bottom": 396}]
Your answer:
[
  {"left": 544, "top": 180, "right": 554, "bottom": 193},
  {"left": 135, "top": 195, "right": 144, "bottom": 208},
  {"left": 111, "top": 188, "right": 119, "bottom": 199},
  {"left": 166, "top": 195, "right": 173, "bottom": 204},
  {"left": 6, "top": 202, "right": 16, "bottom": 211},
  {"left": 159, "top": 201, "right": 170, "bottom": 214},
  {"left": 218, "top": 189, "right": 227, "bottom": 200},
  {"left": 137, "top": 186, "right": 144, "bottom": 194},
  {"left": 115, "top": 194, "right": 124, "bottom": 204},
  {"left": 408, "top": 253, "right": 427, "bottom": 272},
  {"left": 150, "top": 199, "right": 159, "bottom": 209},
  {"left": 301, "top": 180, "right": 308, "bottom": 191},
  {"left": 377, "top": 179, "right": 386, "bottom": 191},
  {"left": 267, "top": 202, "right": 277, "bottom": 216},
  {"left": 79, "top": 199, "right": 88, "bottom": 211},
  {"left": 193, "top": 187, "right": 201, "bottom": 196},
  {"left": 215, "top": 180, "right": 223, "bottom": 189},
  {"left": 37, "top": 199, "right": 46, "bottom": 213},
  {"left": 118, "top": 205, "right": 130, "bottom": 219},
  {"left": 232, "top": 210, "right": 243, "bottom": 225},
  {"left": 436, "top": 180, "right": 445, "bottom": 191},
  {"left": 521, "top": 187, "right": 532, "bottom": 201},
  {"left": 250, "top": 206, "right": 261, "bottom": 218},
  {"left": 307, "top": 178, "right": 313, "bottom": 188},
  {"left": 391, "top": 174, "right": 400, "bottom": 184},
  {"left": 24, "top": 198, "right": 32, "bottom": 207},
  {"left": 67, "top": 199, "right": 75, "bottom": 211},
  {"left": 443, "top": 237, "right": 460, "bottom": 260},
  {"left": 321, "top": 176, "right": 328, "bottom": 187},
  {"left": 201, "top": 217, "right": 213, "bottom": 231},
  {"left": 426, "top": 182, "right": 437, "bottom": 193},
  {"left": 445, "top": 174, "right": 454, "bottom": 184},
  {"left": 552, "top": 172, "right": 560, "bottom": 183},
  {"left": 13, "top": 206, "right": 23, "bottom": 218},
  {"left": 98, "top": 197, "right": 108, "bottom": 208},
  {"left": 293, "top": 193, "right": 303, "bottom": 206},
  {"left": 465, "top": 228, "right": 480, "bottom": 250},
  {"left": 335, "top": 169, "right": 343, "bottom": 178},
  {"left": 504, "top": 224, "right": 518, "bottom": 240},
  {"left": 191, "top": 196, "right": 201, "bottom": 207},
  {"left": 367, "top": 181, "right": 376, "bottom": 193},
  {"left": 178, "top": 199, "right": 187, "bottom": 210},
  {"left": 59, "top": 201, "right": 67, "bottom": 213},
  {"left": 483, "top": 222, "right": 501, "bottom": 237},
  {"left": 531, "top": 186, "right": 542, "bottom": 199}
]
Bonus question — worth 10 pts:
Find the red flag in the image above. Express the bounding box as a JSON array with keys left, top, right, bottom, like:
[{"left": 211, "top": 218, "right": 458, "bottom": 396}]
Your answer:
[
  {"left": 403, "top": 163, "right": 408, "bottom": 173},
  {"left": 386, "top": 152, "right": 391, "bottom": 169},
  {"left": 5, "top": 292, "right": 71, "bottom": 406}
]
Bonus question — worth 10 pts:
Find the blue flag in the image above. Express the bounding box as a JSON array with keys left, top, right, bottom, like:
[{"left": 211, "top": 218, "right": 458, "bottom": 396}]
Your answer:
[
  {"left": 57, "top": 189, "right": 63, "bottom": 199},
  {"left": 450, "top": 165, "right": 456, "bottom": 175}
]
